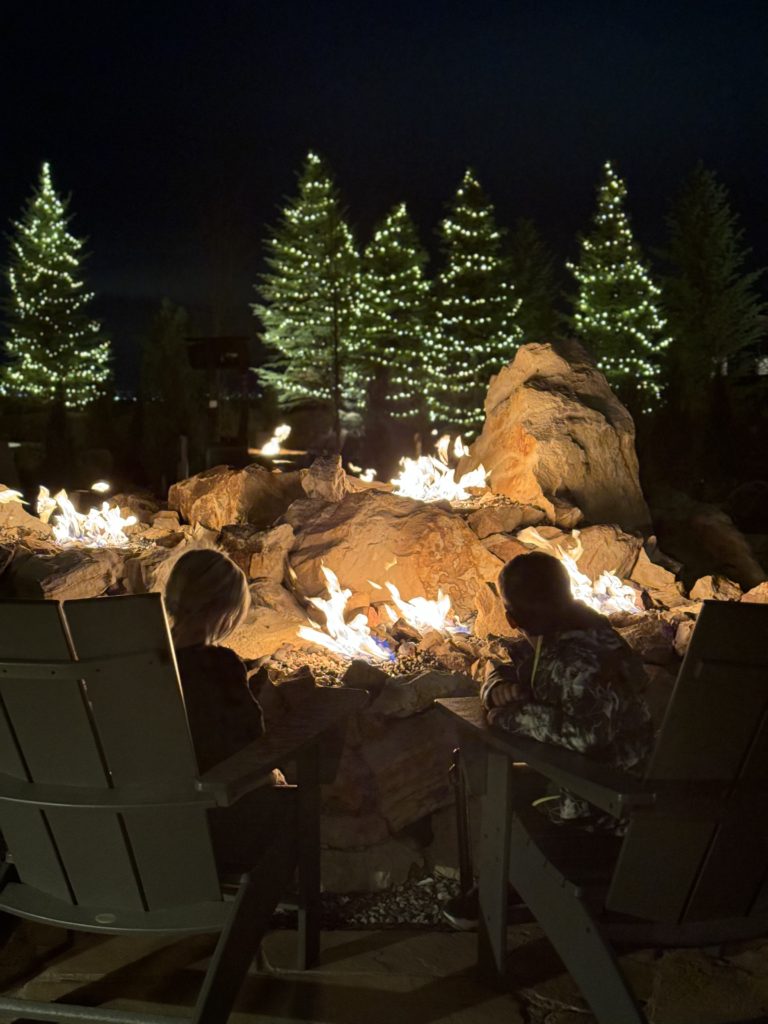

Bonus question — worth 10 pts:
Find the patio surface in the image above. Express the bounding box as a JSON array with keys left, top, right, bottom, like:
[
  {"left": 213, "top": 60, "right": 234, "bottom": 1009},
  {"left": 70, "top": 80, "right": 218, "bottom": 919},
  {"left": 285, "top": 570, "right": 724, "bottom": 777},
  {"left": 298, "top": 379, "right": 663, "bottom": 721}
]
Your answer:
[{"left": 2, "top": 917, "right": 768, "bottom": 1024}]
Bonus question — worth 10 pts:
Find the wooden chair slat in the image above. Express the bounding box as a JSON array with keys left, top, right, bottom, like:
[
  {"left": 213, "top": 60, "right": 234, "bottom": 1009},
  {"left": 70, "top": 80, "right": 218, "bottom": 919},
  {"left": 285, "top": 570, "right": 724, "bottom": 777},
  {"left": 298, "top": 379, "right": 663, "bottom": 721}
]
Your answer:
[
  {"left": 0, "top": 601, "right": 142, "bottom": 908},
  {"left": 62, "top": 595, "right": 221, "bottom": 909}
]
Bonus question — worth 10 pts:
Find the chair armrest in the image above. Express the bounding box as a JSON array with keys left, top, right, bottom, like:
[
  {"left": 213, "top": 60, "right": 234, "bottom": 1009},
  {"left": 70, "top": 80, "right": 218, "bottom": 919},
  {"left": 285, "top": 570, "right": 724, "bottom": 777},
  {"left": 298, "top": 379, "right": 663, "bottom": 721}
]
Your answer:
[
  {"left": 436, "top": 697, "right": 656, "bottom": 818},
  {"left": 197, "top": 687, "right": 367, "bottom": 807}
]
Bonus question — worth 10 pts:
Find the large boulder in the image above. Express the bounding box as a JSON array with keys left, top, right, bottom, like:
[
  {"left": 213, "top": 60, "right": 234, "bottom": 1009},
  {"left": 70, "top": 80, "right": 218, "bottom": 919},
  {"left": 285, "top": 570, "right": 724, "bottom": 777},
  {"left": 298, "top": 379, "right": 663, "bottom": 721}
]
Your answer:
[
  {"left": 168, "top": 464, "right": 304, "bottom": 531},
  {"left": 4, "top": 548, "right": 125, "bottom": 601},
  {"left": 516, "top": 523, "right": 642, "bottom": 582},
  {"left": 224, "top": 580, "right": 309, "bottom": 660},
  {"left": 456, "top": 341, "right": 651, "bottom": 532},
  {"left": 287, "top": 489, "right": 503, "bottom": 620}
]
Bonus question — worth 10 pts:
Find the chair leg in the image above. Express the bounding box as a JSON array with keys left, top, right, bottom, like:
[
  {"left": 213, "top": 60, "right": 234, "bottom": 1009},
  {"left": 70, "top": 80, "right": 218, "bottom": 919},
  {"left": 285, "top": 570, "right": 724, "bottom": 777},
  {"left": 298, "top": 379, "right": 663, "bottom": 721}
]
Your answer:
[
  {"left": 451, "top": 747, "right": 474, "bottom": 896},
  {"left": 477, "top": 751, "right": 512, "bottom": 982},
  {"left": 296, "top": 743, "right": 321, "bottom": 970},
  {"left": 508, "top": 816, "right": 647, "bottom": 1024},
  {"left": 192, "top": 829, "right": 298, "bottom": 1024}
]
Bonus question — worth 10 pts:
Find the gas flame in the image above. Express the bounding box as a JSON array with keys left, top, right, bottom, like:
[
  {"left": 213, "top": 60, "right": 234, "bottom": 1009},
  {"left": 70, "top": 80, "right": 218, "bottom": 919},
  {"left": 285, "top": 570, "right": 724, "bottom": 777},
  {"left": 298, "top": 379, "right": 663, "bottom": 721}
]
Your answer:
[
  {"left": 382, "top": 581, "right": 469, "bottom": 635},
  {"left": 517, "top": 527, "right": 641, "bottom": 615},
  {"left": 297, "top": 565, "right": 394, "bottom": 663},
  {"left": 0, "top": 488, "right": 25, "bottom": 504},
  {"left": 391, "top": 434, "right": 488, "bottom": 502},
  {"left": 261, "top": 424, "right": 291, "bottom": 457},
  {"left": 37, "top": 486, "right": 137, "bottom": 548}
]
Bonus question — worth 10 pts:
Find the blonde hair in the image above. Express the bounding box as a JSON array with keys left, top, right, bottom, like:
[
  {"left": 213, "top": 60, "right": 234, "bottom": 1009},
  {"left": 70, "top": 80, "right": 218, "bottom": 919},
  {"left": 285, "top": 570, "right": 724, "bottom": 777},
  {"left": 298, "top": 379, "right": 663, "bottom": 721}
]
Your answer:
[{"left": 164, "top": 549, "right": 250, "bottom": 648}]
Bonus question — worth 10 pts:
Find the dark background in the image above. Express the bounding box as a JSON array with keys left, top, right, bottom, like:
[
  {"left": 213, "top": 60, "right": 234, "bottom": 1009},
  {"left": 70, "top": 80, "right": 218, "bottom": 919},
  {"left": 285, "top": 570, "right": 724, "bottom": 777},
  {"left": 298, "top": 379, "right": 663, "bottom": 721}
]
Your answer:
[{"left": 1, "top": 0, "right": 766, "bottom": 392}]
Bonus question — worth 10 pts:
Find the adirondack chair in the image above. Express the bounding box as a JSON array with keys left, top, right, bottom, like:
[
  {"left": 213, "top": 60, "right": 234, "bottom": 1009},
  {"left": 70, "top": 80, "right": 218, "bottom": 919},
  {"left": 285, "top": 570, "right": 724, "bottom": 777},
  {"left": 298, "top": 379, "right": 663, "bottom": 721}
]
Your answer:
[
  {"left": 437, "top": 600, "right": 768, "bottom": 1024},
  {"left": 0, "top": 593, "right": 366, "bottom": 1024}
]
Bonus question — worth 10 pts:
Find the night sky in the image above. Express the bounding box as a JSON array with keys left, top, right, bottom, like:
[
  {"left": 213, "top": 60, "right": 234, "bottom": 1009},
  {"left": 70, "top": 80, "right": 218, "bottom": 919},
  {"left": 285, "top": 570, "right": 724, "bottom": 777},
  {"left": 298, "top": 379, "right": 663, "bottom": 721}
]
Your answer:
[{"left": 2, "top": 0, "right": 767, "bottom": 387}]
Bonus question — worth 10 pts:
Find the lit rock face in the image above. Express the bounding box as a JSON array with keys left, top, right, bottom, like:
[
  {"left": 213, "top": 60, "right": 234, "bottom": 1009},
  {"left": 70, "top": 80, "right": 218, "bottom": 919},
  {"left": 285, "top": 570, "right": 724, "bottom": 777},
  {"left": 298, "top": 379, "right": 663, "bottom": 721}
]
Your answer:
[
  {"left": 287, "top": 489, "right": 503, "bottom": 621},
  {"left": 457, "top": 340, "right": 652, "bottom": 532},
  {"left": 168, "top": 464, "right": 304, "bottom": 531}
]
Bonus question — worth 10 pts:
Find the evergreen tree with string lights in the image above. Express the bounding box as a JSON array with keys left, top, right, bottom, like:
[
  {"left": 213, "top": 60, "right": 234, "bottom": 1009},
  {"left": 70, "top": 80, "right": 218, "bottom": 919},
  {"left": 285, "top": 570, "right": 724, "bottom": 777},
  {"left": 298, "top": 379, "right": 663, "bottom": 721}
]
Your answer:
[
  {"left": 508, "top": 217, "right": 563, "bottom": 342},
  {"left": 356, "top": 203, "right": 430, "bottom": 424},
  {"left": 426, "top": 169, "right": 521, "bottom": 433},
  {"left": 254, "top": 151, "right": 361, "bottom": 447},
  {"left": 1, "top": 162, "right": 110, "bottom": 407},
  {"left": 567, "top": 161, "right": 670, "bottom": 412}
]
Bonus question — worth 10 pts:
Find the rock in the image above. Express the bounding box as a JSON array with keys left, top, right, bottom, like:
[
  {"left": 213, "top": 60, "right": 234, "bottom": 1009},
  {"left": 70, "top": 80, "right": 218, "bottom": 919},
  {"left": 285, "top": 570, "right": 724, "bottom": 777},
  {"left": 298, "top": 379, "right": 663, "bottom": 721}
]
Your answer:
[
  {"left": 474, "top": 580, "right": 515, "bottom": 638},
  {"left": 341, "top": 659, "right": 389, "bottom": 695},
  {"left": 617, "top": 614, "right": 676, "bottom": 665},
  {"left": 650, "top": 947, "right": 768, "bottom": 1024},
  {"left": 110, "top": 492, "right": 159, "bottom": 525},
  {"left": 0, "top": 499, "right": 55, "bottom": 548},
  {"left": 630, "top": 549, "right": 687, "bottom": 608},
  {"left": 218, "top": 522, "right": 294, "bottom": 582},
  {"left": 516, "top": 523, "right": 642, "bottom": 582},
  {"left": 725, "top": 479, "right": 768, "bottom": 534},
  {"left": 358, "top": 709, "right": 460, "bottom": 833},
  {"left": 322, "top": 745, "right": 375, "bottom": 815},
  {"left": 321, "top": 837, "right": 423, "bottom": 892},
  {"left": 742, "top": 582, "right": 768, "bottom": 604},
  {"left": 426, "top": 801, "right": 482, "bottom": 881},
  {"left": 642, "top": 664, "right": 678, "bottom": 728},
  {"left": 123, "top": 545, "right": 178, "bottom": 594},
  {"left": 480, "top": 533, "right": 530, "bottom": 564},
  {"left": 302, "top": 454, "right": 349, "bottom": 503},
  {"left": 0, "top": 543, "right": 14, "bottom": 580},
  {"left": 673, "top": 618, "right": 697, "bottom": 658},
  {"left": 689, "top": 574, "right": 742, "bottom": 602},
  {"left": 320, "top": 813, "right": 390, "bottom": 850},
  {"left": 5, "top": 548, "right": 125, "bottom": 601},
  {"left": 224, "top": 580, "right": 309, "bottom": 660},
  {"left": 288, "top": 489, "right": 503, "bottom": 620},
  {"left": 466, "top": 502, "right": 545, "bottom": 539},
  {"left": 168, "top": 464, "right": 304, "bottom": 531},
  {"left": 369, "top": 670, "right": 475, "bottom": 718},
  {"left": 456, "top": 341, "right": 651, "bottom": 532}
]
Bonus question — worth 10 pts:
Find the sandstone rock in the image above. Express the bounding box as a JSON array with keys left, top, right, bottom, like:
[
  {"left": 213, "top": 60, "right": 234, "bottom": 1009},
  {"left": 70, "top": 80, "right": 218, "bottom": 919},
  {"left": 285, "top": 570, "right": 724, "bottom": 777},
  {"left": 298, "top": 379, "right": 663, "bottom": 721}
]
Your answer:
[
  {"left": 320, "top": 813, "right": 390, "bottom": 850},
  {"left": 123, "top": 545, "right": 178, "bottom": 594},
  {"left": 0, "top": 499, "right": 55, "bottom": 550},
  {"left": 630, "top": 549, "right": 687, "bottom": 608},
  {"left": 6, "top": 548, "right": 125, "bottom": 601},
  {"left": 110, "top": 492, "right": 159, "bottom": 525},
  {"left": 0, "top": 543, "right": 14, "bottom": 579},
  {"left": 218, "top": 522, "right": 294, "bottom": 582},
  {"left": 466, "top": 501, "right": 545, "bottom": 539},
  {"left": 321, "top": 837, "right": 423, "bottom": 892},
  {"left": 474, "top": 580, "right": 515, "bottom": 638},
  {"left": 689, "top": 574, "right": 742, "bottom": 602},
  {"left": 302, "top": 454, "right": 349, "bottom": 503},
  {"left": 456, "top": 341, "right": 651, "bottom": 532},
  {"left": 151, "top": 509, "right": 181, "bottom": 529},
  {"left": 516, "top": 523, "right": 642, "bottom": 583},
  {"left": 341, "top": 659, "right": 389, "bottom": 695},
  {"left": 673, "top": 618, "right": 697, "bottom": 658},
  {"left": 358, "top": 709, "right": 459, "bottom": 833},
  {"left": 426, "top": 801, "right": 482, "bottom": 881},
  {"left": 369, "top": 670, "right": 475, "bottom": 718},
  {"left": 617, "top": 614, "right": 676, "bottom": 665},
  {"left": 322, "top": 745, "right": 377, "bottom": 815},
  {"left": 480, "top": 533, "right": 529, "bottom": 564},
  {"left": 742, "top": 582, "right": 768, "bottom": 604},
  {"left": 224, "top": 580, "right": 309, "bottom": 660},
  {"left": 288, "top": 490, "right": 503, "bottom": 620},
  {"left": 168, "top": 464, "right": 304, "bottom": 531}
]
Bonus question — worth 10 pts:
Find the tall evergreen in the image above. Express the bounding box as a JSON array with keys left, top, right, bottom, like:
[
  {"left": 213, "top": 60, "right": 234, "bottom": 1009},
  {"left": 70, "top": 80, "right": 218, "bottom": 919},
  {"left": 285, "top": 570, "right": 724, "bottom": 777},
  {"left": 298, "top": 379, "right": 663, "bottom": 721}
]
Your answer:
[
  {"left": 356, "top": 203, "right": 430, "bottom": 423},
  {"left": 507, "top": 218, "right": 562, "bottom": 342},
  {"left": 568, "top": 161, "right": 669, "bottom": 413},
  {"left": 254, "top": 152, "right": 361, "bottom": 447},
  {"left": 661, "top": 163, "right": 765, "bottom": 413},
  {"left": 426, "top": 170, "right": 521, "bottom": 433},
  {"left": 1, "top": 162, "right": 110, "bottom": 407}
]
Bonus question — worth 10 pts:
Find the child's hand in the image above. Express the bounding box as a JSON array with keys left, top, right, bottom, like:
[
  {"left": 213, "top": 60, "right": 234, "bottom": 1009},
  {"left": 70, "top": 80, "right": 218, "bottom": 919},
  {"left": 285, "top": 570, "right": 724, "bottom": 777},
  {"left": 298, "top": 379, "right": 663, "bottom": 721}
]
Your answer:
[{"left": 487, "top": 681, "right": 525, "bottom": 707}]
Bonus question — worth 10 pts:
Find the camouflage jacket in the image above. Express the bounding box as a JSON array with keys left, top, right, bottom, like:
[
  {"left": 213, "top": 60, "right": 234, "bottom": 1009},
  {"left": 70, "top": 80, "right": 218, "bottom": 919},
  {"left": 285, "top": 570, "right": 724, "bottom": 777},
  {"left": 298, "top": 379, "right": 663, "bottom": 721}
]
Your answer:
[{"left": 480, "top": 616, "right": 653, "bottom": 830}]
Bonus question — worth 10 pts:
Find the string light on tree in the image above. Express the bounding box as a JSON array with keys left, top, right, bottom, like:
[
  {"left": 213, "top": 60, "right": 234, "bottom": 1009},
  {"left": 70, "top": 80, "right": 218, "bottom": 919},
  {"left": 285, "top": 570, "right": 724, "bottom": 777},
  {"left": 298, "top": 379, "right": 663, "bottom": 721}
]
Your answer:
[
  {"left": 567, "top": 161, "right": 670, "bottom": 413},
  {"left": 426, "top": 169, "right": 522, "bottom": 432},
  {"left": 1, "top": 162, "right": 110, "bottom": 407},
  {"left": 254, "top": 151, "right": 361, "bottom": 447},
  {"left": 355, "top": 203, "right": 430, "bottom": 422}
]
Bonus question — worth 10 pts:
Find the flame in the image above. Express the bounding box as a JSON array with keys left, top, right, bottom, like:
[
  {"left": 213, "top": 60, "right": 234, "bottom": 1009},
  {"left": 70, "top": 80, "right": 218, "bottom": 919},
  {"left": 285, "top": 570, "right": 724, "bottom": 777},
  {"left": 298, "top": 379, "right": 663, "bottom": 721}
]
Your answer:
[
  {"left": 349, "top": 464, "right": 377, "bottom": 482},
  {"left": 297, "top": 565, "right": 394, "bottom": 663},
  {"left": 382, "top": 581, "right": 468, "bottom": 635},
  {"left": 90, "top": 480, "right": 111, "bottom": 494},
  {"left": 0, "top": 488, "right": 25, "bottom": 504},
  {"left": 37, "top": 486, "right": 137, "bottom": 548},
  {"left": 516, "top": 527, "right": 640, "bottom": 615},
  {"left": 391, "top": 434, "right": 488, "bottom": 502},
  {"left": 261, "top": 424, "right": 291, "bottom": 457}
]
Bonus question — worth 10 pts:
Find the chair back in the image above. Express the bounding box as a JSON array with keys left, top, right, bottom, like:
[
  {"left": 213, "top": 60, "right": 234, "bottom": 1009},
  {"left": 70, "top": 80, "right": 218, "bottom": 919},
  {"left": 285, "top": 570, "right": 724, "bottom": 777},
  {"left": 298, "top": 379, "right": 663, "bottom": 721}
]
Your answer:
[
  {"left": 607, "top": 600, "right": 768, "bottom": 923},
  {"left": 0, "top": 594, "right": 220, "bottom": 916}
]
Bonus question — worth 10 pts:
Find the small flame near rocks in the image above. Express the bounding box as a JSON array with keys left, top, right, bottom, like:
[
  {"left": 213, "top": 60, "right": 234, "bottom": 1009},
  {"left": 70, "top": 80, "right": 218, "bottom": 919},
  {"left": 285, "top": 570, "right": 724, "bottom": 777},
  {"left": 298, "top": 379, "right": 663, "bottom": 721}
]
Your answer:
[
  {"left": 391, "top": 434, "right": 488, "bottom": 503},
  {"left": 517, "top": 527, "right": 641, "bottom": 616},
  {"left": 37, "top": 486, "right": 137, "bottom": 549},
  {"left": 261, "top": 424, "right": 291, "bottom": 457}
]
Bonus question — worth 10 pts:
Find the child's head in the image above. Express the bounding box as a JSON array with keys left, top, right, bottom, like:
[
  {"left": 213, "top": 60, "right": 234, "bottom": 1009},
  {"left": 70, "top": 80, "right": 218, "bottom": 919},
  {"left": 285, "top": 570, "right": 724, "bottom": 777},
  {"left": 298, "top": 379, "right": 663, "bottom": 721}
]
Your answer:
[
  {"left": 164, "top": 548, "right": 250, "bottom": 649},
  {"left": 498, "top": 551, "right": 574, "bottom": 635}
]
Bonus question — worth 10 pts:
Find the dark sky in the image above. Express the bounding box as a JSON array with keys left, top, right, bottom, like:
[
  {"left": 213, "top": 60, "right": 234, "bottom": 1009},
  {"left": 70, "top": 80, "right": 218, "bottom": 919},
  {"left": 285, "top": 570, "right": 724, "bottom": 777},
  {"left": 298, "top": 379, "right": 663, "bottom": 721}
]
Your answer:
[{"left": 2, "top": 0, "right": 767, "bottom": 385}]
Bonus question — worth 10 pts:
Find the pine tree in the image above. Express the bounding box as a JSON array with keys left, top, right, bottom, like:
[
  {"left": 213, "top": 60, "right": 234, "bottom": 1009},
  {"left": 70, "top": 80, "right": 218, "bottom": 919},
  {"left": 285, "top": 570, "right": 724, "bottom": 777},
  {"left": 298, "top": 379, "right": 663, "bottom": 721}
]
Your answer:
[
  {"left": 426, "top": 169, "right": 522, "bottom": 433},
  {"left": 662, "top": 163, "right": 765, "bottom": 413},
  {"left": 1, "top": 162, "right": 110, "bottom": 407},
  {"left": 356, "top": 203, "right": 430, "bottom": 423},
  {"left": 568, "top": 161, "right": 670, "bottom": 413},
  {"left": 254, "top": 152, "right": 361, "bottom": 447},
  {"left": 507, "top": 218, "right": 562, "bottom": 342}
]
